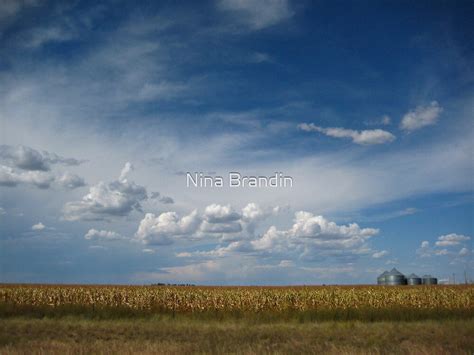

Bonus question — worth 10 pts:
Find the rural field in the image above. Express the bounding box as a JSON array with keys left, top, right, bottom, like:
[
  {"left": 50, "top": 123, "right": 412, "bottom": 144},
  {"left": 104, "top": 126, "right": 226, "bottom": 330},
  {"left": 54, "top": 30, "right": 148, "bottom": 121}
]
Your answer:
[{"left": 0, "top": 284, "right": 473, "bottom": 354}]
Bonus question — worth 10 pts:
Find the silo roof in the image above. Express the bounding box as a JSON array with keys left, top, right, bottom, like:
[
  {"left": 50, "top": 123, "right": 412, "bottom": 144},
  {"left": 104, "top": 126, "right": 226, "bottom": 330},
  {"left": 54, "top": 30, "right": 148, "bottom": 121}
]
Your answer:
[
  {"left": 388, "top": 268, "right": 404, "bottom": 276},
  {"left": 378, "top": 270, "right": 389, "bottom": 278},
  {"left": 407, "top": 273, "right": 420, "bottom": 278}
]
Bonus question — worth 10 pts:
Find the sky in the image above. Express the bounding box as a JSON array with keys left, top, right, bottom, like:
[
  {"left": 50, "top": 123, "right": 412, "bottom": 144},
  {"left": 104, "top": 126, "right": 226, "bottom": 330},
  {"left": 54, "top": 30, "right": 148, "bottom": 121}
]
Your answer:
[{"left": 0, "top": 0, "right": 473, "bottom": 285}]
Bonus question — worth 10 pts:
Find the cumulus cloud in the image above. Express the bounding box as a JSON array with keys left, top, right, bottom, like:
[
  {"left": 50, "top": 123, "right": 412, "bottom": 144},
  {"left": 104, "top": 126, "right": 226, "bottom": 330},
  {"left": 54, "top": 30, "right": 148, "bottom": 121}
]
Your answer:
[
  {"left": 203, "top": 204, "right": 241, "bottom": 223},
  {"left": 134, "top": 203, "right": 280, "bottom": 245},
  {"left": 241, "top": 203, "right": 279, "bottom": 235},
  {"left": 149, "top": 192, "right": 174, "bottom": 204},
  {"left": 400, "top": 101, "right": 442, "bottom": 132},
  {"left": 435, "top": 233, "right": 470, "bottom": 247},
  {"left": 250, "top": 212, "right": 379, "bottom": 258},
  {"left": 298, "top": 123, "right": 395, "bottom": 145},
  {"left": 0, "top": 145, "right": 84, "bottom": 171},
  {"left": 0, "top": 165, "right": 86, "bottom": 190},
  {"left": 31, "top": 222, "right": 45, "bottom": 231},
  {"left": 218, "top": 0, "right": 294, "bottom": 30},
  {"left": 198, "top": 204, "right": 243, "bottom": 237},
  {"left": 84, "top": 229, "right": 123, "bottom": 241},
  {"left": 372, "top": 250, "right": 389, "bottom": 258},
  {"left": 0, "top": 165, "right": 54, "bottom": 188},
  {"left": 417, "top": 240, "right": 436, "bottom": 258},
  {"left": 135, "top": 210, "right": 201, "bottom": 245},
  {"left": 57, "top": 172, "right": 86, "bottom": 189},
  {"left": 63, "top": 162, "right": 147, "bottom": 221},
  {"left": 0, "top": 145, "right": 86, "bottom": 190},
  {"left": 417, "top": 234, "right": 471, "bottom": 259},
  {"left": 134, "top": 204, "right": 379, "bottom": 263}
]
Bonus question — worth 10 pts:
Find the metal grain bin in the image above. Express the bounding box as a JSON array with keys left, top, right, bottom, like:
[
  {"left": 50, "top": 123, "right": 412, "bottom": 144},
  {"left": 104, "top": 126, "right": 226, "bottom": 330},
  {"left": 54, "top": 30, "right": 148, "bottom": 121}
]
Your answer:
[
  {"left": 406, "top": 273, "right": 422, "bottom": 285},
  {"left": 385, "top": 268, "right": 407, "bottom": 285},
  {"left": 377, "top": 271, "right": 389, "bottom": 285},
  {"left": 422, "top": 275, "right": 438, "bottom": 285}
]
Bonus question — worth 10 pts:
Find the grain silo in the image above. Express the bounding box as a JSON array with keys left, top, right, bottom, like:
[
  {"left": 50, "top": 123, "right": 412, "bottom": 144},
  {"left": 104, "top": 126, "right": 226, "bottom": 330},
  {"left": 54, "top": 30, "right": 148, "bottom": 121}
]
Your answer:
[
  {"left": 377, "top": 271, "right": 389, "bottom": 285},
  {"left": 406, "top": 273, "right": 422, "bottom": 285},
  {"left": 422, "top": 275, "right": 438, "bottom": 285},
  {"left": 385, "top": 268, "right": 407, "bottom": 285}
]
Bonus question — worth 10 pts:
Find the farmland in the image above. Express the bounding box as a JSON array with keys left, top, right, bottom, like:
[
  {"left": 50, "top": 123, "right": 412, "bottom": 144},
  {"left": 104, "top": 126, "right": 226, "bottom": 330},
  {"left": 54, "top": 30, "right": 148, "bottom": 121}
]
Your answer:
[{"left": 0, "top": 284, "right": 473, "bottom": 353}]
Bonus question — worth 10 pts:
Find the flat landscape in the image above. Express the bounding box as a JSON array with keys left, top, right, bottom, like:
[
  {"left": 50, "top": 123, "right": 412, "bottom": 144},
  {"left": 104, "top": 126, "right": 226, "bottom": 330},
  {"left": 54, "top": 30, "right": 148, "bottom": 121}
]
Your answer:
[{"left": 1, "top": 284, "right": 473, "bottom": 354}]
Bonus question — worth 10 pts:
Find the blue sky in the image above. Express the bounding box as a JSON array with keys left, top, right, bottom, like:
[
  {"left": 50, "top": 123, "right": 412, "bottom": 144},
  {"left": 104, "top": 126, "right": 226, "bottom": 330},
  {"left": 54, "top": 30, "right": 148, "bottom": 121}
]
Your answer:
[{"left": 0, "top": 0, "right": 472, "bottom": 285}]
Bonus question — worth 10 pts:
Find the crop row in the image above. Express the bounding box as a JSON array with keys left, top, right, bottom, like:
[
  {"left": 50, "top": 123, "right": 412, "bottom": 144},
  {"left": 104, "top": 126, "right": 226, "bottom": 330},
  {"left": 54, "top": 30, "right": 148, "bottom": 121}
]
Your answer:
[{"left": 1, "top": 285, "right": 472, "bottom": 313}]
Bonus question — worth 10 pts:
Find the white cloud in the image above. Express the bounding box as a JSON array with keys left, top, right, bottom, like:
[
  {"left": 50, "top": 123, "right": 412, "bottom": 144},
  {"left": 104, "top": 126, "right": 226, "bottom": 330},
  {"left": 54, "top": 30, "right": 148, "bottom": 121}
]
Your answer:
[
  {"left": 84, "top": 229, "right": 122, "bottom": 241},
  {"left": 250, "top": 211, "right": 378, "bottom": 261},
  {"left": 57, "top": 172, "right": 86, "bottom": 189},
  {"left": 203, "top": 203, "right": 241, "bottom": 223},
  {"left": 298, "top": 123, "right": 395, "bottom": 145},
  {"left": 0, "top": 144, "right": 84, "bottom": 171},
  {"left": 63, "top": 162, "right": 147, "bottom": 221},
  {"left": 0, "top": 165, "right": 86, "bottom": 190},
  {"left": 133, "top": 203, "right": 378, "bottom": 263},
  {"left": 459, "top": 247, "right": 470, "bottom": 257},
  {"left": 0, "top": 165, "right": 54, "bottom": 189},
  {"left": 435, "top": 233, "right": 470, "bottom": 247},
  {"left": 218, "top": 0, "right": 294, "bottom": 30},
  {"left": 119, "top": 162, "right": 133, "bottom": 182},
  {"left": 142, "top": 248, "right": 155, "bottom": 254},
  {"left": 0, "top": 145, "right": 86, "bottom": 190},
  {"left": 417, "top": 240, "right": 436, "bottom": 258},
  {"left": 417, "top": 235, "right": 471, "bottom": 259},
  {"left": 149, "top": 192, "right": 174, "bottom": 204},
  {"left": 372, "top": 250, "right": 388, "bottom": 258},
  {"left": 135, "top": 210, "right": 201, "bottom": 245},
  {"left": 31, "top": 222, "right": 45, "bottom": 230},
  {"left": 70, "top": 201, "right": 277, "bottom": 246},
  {"left": 400, "top": 101, "right": 442, "bottom": 132},
  {"left": 278, "top": 260, "right": 294, "bottom": 267},
  {"left": 200, "top": 220, "right": 242, "bottom": 234},
  {"left": 176, "top": 252, "right": 192, "bottom": 258}
]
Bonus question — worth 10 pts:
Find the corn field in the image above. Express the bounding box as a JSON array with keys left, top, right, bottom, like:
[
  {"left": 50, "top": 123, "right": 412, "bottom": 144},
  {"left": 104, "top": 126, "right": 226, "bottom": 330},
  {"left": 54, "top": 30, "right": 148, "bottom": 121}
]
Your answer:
[{"left": 1, "top": 285, "right": 473, "bottom": 314}]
